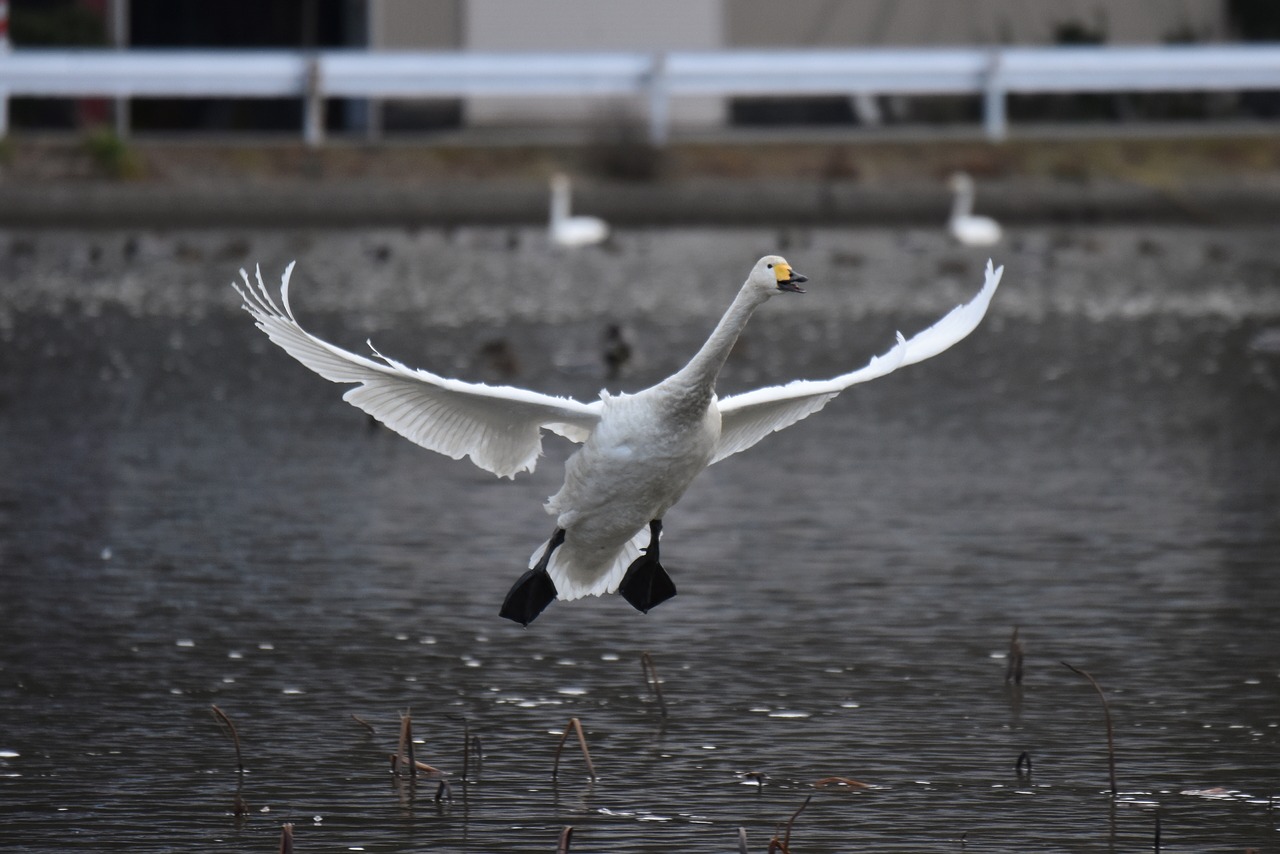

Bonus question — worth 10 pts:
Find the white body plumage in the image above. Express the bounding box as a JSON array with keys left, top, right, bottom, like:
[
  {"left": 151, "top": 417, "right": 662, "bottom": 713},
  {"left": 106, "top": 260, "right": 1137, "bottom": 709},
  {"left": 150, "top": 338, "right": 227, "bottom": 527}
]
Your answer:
[
  {"left": 236, "top": 254, "right": 1002, "bottom": 616},
  {"left": 948, "top": 172, "right": 1003, "bottom": 247}
]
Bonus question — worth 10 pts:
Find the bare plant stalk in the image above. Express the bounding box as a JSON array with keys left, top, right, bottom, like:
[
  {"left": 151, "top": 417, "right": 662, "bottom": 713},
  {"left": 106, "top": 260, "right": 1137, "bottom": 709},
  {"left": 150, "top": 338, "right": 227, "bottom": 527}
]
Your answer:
[
  {"left": 396, "top": 709, "right": 417, "bottom": 781},
  {"left": 1005, "top": 626, "right": 1024, "bottom": 685},
  {"left": 768, "top": 793, "right": 813, "bottom": 853},
  {"left": 736, "top": 827, "right": 750, "bottom": 854},
  {"left": 552, "top": 717, "right": 597, "bottom": 782},
  {"left": 350, "top": 714, "right": 376, "bottom": 735},
  {"left": 1061, "top": 661, "right": 1117, "bottom": 796},
  {"left": 210, "top": 705, "right": 244, "bottom": 775},
  {"left": 278, "top": 822, "right": 294, "bottom": 854},
  {"left": 557, "top": 825, "right": 574, "bottom": 853},
  {"left": 640, "top": 650, "right": 668, "bottom": 718}
]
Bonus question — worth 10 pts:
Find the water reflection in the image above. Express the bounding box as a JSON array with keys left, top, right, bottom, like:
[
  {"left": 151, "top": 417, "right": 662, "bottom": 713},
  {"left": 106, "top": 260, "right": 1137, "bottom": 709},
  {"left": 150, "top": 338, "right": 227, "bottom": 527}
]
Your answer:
[{"left": 1, "top": 227, "right": 1278, "bottom": 851}]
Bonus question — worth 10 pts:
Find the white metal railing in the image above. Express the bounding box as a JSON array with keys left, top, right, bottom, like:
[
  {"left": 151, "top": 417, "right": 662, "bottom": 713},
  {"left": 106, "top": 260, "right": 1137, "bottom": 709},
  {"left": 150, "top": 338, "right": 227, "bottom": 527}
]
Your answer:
[{"left": 2, "top": 45, "right": 1278, "bottom": 144}]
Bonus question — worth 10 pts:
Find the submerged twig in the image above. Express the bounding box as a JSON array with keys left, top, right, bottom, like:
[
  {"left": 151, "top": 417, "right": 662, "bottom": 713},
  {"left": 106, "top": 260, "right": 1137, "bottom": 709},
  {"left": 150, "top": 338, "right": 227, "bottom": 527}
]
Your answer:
[
  {"left": 640, "top": 650, "right": 668, "bottom": 718},
  {"left": 210, "top": 705, "right": 244, "bottom": 776},
  {"left": 350, "top": 714, "right": 376, "bottom": 735},
  {"left": 1061, "top": 661, "right": 1117, "bottom": 796},
  {"left": 557, "top": 825, "right": 574, "bottom": 853},
  {"left": 552, "top": 717, "right": 596, "bottom": 782},
  {"left": 1015, "top": 751, "right": 1033, "bottom": 778},
  {"left": 1005, "top": 626, "right": 1024, "bottom": 685},
  {"left": 813, "top": 776, "right": 869, "bottom": 789}
]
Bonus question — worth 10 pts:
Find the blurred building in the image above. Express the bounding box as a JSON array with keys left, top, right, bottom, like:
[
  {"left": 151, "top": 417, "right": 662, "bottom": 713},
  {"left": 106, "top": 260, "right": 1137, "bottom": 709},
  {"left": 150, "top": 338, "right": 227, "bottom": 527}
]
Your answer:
[{"left": 6, "top": 0, "right": 1273, "bottom": 134}]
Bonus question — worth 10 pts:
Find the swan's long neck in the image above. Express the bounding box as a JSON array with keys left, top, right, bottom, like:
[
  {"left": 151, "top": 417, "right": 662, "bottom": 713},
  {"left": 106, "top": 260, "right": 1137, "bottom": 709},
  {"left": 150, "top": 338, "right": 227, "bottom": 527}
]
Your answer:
[
  {"left": 666, "top": 282, "right": 769, "bottom": 401},
  {"left": 950, "top": 184, "right": 973, "bottom": 220},
  {"left": 550, "top": 182, "right": 571, "bottom": 225}
]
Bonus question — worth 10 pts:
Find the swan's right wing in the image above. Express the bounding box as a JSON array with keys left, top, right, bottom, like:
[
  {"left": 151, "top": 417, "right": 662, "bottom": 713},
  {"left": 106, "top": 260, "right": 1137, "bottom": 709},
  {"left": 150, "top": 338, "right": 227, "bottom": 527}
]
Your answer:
[
  {"left": 712, "top": 260, "right": 1002, "bottom": 464},
  {"left": 236, "top": 264, "right": 602, "bottom": 479}
]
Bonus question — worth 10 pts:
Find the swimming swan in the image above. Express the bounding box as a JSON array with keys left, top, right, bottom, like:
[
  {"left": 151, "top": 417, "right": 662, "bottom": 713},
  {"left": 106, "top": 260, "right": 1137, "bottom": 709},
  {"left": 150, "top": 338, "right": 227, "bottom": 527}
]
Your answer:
[
  {"left": 549, "top": 173, "right": 608, "bottom": 247},
  {"left": 236, "top": 256, "right": 1002, "bottom": 625},
  {"left": 948, "top": 172, "right": 1002, "bottom": 247}
]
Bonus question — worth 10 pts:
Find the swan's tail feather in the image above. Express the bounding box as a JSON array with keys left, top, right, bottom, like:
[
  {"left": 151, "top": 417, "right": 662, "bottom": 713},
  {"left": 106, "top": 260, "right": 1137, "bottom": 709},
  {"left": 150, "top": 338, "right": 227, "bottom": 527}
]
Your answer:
[{"left": 528, "top": 528, "right": 651, "bottom": 601}]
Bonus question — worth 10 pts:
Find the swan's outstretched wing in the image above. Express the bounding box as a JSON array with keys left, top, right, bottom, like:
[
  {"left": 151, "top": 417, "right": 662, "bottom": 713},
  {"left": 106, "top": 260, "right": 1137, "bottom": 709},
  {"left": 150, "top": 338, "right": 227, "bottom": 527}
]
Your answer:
[
  {"left": 236, "top": 263, "right": 602, "bottom": 478},
  {"left": 712, "top": 260, "right": 1002, "bottom": 464}
]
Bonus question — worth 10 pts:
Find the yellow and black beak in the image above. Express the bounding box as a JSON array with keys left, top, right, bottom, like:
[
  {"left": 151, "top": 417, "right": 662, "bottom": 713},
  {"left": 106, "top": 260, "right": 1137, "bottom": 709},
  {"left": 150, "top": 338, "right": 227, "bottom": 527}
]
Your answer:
[{"left": 774, "top": 264, "right": 808, "bottom": 293}]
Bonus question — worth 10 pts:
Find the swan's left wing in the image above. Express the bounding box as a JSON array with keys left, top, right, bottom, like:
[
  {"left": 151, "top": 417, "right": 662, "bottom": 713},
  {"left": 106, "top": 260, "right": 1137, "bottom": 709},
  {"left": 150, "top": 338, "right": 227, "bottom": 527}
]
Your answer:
[
  {"left": 712, "top": 260, "right": 1002, "bottom": 464},
  {"left": 236, "top": 263, "right": 602, "bottom": 479}
]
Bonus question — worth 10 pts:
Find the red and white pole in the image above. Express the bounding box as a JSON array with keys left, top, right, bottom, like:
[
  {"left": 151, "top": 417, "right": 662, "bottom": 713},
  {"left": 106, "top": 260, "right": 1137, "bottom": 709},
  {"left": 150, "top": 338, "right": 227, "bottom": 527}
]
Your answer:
[{"left": 0, "top": 0, "right": 10, "bottom": 48}]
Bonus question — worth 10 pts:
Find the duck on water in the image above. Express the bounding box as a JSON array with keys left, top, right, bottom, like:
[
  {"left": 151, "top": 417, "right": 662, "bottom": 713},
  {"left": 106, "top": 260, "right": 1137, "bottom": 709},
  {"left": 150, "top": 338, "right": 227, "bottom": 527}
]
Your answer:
[{"left": 236, "top": 255, "right": 1002, "bottom": 625}]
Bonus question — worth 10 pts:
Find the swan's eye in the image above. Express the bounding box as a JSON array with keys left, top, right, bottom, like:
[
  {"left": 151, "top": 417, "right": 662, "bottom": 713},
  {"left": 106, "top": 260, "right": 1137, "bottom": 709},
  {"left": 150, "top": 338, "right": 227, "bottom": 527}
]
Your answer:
[{"left": 767, "top": 263, "right": 774, "bottom": 269}]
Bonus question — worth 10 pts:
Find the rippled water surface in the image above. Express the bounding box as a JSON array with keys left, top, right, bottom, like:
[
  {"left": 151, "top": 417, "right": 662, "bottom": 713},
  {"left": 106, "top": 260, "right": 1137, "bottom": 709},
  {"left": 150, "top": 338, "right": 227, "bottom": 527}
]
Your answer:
[{"left": 2, "top": 226, "right": 1279, "bottom": 852}]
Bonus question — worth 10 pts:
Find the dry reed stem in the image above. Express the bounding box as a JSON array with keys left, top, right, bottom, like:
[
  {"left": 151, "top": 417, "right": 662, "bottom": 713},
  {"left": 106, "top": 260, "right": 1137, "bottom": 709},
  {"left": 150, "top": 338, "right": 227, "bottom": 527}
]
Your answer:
[
  {"left": 278, "top": 822, "right": 294, "bottom": 854},
  {"left": 1005, "top": 626, "right": 1024, "bottom": 685},
  {"left": 768, "top": 793, "right": 813, "bottom": 853},
  {"left": 552, "top": 717, "right": 596, "bottom": 782},
  {"left": 350, "top": 714, "right": 376, "bottom": 735},
  {"left": 396, "top": 710, "right": 417, "bottom": 781},
  {"left": 813, "top": 776, "right": 869, "bottom": 789},
  {"left": 459, "top": 717, "right": 471, "bottom": 780},
  {"left": 640, "top": 651, "right": 668, "bottom": 718},
  {"left": 736, "top": 827, "right": 750, "bottom": 854},
  {"left": 1061, "top": 661, "right": 1117, "bottom": 796},
  {"left": 210, "top": 705, "right": 244, "bottom": 775},
  {"left": 557, "top": 825, "right": 574, "bottom": 853}
]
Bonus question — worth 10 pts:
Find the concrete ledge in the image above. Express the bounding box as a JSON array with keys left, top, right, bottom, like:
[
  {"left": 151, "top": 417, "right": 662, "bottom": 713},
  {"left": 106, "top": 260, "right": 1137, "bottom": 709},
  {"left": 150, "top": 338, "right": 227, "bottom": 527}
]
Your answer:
[{"left": 3, "top": 178, "right": 1277, "bottom": 228}]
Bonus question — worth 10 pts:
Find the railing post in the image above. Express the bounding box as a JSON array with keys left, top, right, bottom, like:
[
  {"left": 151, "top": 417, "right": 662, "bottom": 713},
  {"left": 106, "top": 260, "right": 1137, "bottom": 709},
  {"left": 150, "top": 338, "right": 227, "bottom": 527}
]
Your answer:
[
  {"left": 647, "top": 51, "right": 669, "bottom": 147},
  {"left": 304, "top": 54, "right": 324, "bottom": 147},
  {"left": 0, "top": 0, "right": 9, "bottom": 139},
  {"left": 983, "top": 48, "right": 1007, "bottom": 141}
]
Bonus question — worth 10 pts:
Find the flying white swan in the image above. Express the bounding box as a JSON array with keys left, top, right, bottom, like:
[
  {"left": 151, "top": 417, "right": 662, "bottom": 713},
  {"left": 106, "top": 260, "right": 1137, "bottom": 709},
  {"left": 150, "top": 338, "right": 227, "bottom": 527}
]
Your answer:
[
  {"left": 948, "top": 172, "right": 1002, "bottom": 247},
  {"left": 235, "top": 256, "right": 1002, "bottom": 625},
  {"left": 549, "top": 173, "right": 609, "bottom": 247}
]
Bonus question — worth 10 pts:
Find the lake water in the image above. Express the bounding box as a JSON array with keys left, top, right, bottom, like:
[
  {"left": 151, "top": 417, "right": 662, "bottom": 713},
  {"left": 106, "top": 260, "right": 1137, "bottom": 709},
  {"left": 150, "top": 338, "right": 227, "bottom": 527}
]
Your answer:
[{"left": 1, "top": 226, "right": 1278, "bottom": 852}]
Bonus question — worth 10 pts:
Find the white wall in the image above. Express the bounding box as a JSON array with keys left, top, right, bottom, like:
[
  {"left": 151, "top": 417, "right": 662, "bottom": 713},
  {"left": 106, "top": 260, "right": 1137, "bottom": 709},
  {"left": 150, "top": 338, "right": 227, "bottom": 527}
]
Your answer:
[{"left": 463, "top": 0, "right": 725, "bottom": 130}]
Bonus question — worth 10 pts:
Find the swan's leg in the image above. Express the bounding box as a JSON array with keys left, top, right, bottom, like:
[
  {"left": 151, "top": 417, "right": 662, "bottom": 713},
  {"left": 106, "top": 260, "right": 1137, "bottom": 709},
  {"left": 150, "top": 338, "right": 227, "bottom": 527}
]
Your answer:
[
  {"left": 618, "top": 519, "right": 677, "bottom": 613},
  {"left": 499, "top": 528, "right": 563, "bottom": 626}
]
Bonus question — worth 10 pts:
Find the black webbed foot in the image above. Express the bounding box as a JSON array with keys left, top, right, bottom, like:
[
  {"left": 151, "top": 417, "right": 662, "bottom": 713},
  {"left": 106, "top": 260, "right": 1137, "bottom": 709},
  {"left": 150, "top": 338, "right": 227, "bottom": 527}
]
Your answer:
[
  {"left": 499, "top": 568, "right": 558, "bottom": 626},
  {"left": 618, "top": 554, "right": 677, "bottom": 613},
  {"left": 500, "top": 529, "right": 564, "bottom": 626}
]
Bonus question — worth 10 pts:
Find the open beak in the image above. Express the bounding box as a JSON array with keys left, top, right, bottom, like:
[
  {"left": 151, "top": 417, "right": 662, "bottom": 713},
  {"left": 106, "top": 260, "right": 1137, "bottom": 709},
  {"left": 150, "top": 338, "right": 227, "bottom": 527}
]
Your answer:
[{"left": 778, "top": 271, "right": 808, "bottom": 294}]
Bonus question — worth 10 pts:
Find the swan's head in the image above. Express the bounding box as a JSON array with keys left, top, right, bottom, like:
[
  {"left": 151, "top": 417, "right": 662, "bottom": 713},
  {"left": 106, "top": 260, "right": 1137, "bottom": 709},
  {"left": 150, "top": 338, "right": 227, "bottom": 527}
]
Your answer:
[
  {"left": 948, "top": 172, "right": 974, "bottom": 193},
  {"left": 751, "top": 254, "right": 807, "bottom": 295}
]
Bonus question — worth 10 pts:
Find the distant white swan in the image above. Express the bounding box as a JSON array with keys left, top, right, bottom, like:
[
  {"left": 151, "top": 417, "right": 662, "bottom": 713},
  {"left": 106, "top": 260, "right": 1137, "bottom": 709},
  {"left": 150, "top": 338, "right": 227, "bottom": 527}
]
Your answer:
[
  {"left": 549, "top": 173, "right": 608, "bottom": 247},
  {"left": 236, "top": 256, "right": 1002, "bottom": 625},
  {"left": 948, "top": 172, "right": 1002, "bottom": 246}
]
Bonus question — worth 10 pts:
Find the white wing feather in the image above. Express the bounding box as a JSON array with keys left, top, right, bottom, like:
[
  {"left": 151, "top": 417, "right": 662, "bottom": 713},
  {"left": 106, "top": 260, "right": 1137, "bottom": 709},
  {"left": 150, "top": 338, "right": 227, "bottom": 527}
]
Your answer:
[
  {"left": 712, "top": 260, "right": 1002, "bottom": 464},
  {"left": 235, "top": 262, "right": 602, "bottom": 478}
]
